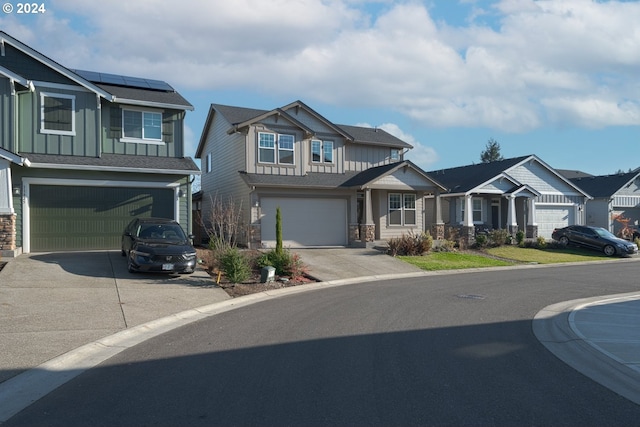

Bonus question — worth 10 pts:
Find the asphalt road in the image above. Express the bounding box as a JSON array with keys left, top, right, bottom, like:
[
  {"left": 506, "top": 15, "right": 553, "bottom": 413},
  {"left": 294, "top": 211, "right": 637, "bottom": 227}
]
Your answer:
[{"left": 7, "top": 262, "right": 640, "bottom": 426}]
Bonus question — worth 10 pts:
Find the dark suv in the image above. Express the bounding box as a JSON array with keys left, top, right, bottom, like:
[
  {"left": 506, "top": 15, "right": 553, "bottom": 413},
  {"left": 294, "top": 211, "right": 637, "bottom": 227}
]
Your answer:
[{"left": 121, "top": 218, "right": 197, "bottom": 274}]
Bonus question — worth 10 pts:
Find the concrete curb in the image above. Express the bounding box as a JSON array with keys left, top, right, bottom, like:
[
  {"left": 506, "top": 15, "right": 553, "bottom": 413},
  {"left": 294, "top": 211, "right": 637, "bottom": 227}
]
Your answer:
[{"left": 533, "top": 292, "right": 640, "bottom": 406}]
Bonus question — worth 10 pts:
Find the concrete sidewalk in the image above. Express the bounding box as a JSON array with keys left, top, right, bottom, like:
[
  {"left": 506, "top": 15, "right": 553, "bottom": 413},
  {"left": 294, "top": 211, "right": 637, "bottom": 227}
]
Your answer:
[{"left": 0, "top": 251, "right": 230, "bottom": 384}]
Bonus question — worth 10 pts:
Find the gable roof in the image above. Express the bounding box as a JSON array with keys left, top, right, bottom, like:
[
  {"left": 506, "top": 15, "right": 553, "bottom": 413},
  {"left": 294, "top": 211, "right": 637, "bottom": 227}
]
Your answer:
[
  {"left": 342, "top": 160, "right": 446, "bottom": 190},
  {"left": 196, "top": 101, "right": 412, "bottom": 157},
  {"left": 0, "top": 32, "right": 192, "bottom": 110},
  {"left": 427, "top": 154, "right": 590, "bottom": 197},
  {"left": 557, "top": 169, "right": 594, "bottom": 180},
  {"left": 427, "top": 156, "right": 530, "bottom": 194},
  {"left": 0, "top": 147, "right": 27, "bottom": 165},
  {"left": 570, "top": 171, "right": 640, "bottom": 198}
]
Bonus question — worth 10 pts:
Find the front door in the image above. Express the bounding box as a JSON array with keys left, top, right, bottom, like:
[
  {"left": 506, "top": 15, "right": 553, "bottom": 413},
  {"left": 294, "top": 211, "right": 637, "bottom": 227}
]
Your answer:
[{"left": 491, "top": 200, "right": 500, "bottom": 229}]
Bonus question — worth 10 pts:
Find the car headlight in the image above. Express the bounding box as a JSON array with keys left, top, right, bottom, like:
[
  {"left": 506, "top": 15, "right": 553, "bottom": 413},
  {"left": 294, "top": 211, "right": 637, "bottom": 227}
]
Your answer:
[
  {"left": 132, "top": 250, "right": 151, "bottom": 258},
  {"left": 182, "top": 252, "right": 197, "bottom": 260}
]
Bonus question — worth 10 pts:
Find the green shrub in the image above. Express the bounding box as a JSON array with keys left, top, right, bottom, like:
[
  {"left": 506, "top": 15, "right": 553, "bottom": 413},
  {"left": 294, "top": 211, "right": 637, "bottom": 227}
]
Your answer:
[
  {"left": 474, "top": 233, "right": 487, "bottom": 248},
  {"left": 536, "top": 235, "right": 547, "bottom": 249},
  {"left": 257, "top": 248, "right": 308, "bottom": 277},
  {"left": 488, "top": 229, "right": 510, "bottom": 247},
  {"left": 387, "top": 231, "right": 433, "bottom": 256},
  {"left": 218, "top": 248, "right": 251, "bottom": 283},
  {"left": 516, "top": 230, "right": 525, "bottom": 246}
]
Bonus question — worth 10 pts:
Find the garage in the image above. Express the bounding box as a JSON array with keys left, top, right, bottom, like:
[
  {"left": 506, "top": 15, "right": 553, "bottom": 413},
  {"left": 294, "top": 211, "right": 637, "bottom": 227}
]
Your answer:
[
  {"left": 29, "top": 185, "right": 174, "bottom": 251},
  {"left": 536, "top": 205, "right": 575, "bottom": 239},
  {"left": 261, "top": 197, "right": 347, "bottom": 247}
]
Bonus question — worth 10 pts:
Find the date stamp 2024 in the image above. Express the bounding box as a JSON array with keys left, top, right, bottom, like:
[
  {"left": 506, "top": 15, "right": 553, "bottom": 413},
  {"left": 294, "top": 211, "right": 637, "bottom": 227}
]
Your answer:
[{"left": 3, "top": 3, "right": 47, "bottom": 14}]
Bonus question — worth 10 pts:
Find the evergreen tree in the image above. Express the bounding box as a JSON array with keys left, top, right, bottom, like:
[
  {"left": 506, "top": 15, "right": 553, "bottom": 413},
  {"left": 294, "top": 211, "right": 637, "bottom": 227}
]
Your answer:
[
  {"left": 480, "top": 138, "right": 504, "bottom": 163},
  {"left": 275, "top": 206, "right": 283, "bottom": 255}
]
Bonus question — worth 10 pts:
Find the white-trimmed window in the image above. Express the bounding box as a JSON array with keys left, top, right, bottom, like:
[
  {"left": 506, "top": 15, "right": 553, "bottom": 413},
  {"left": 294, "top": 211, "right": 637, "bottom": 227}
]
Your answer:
[
  {"left": 311, "top": 139, "right": 334, "bottom": 164},
  {"left": 390, "top": 148, "right": 401, "bottom": 162},
  {"left": 122, "top": 108, "right": 163, "bottom": 143},
  {"left": 461, "top": 198, "right": 484, "bottom": 223},
  {"left": 41, "top": 92, "right": 75, "bottom": 136},
  {"left": 278, "top": 134, "right": 294, "bottom": 164},
  {"left": 258, "top": 132, "right": 295, "bottom": 165},
  {"left": 389, "top": 193, "right": 416, "bottom": 226}
]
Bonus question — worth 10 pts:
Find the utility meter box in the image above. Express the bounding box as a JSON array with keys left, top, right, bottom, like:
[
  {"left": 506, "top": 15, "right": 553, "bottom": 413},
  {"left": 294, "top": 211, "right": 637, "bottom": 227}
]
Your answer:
[{"left": 260, "top": 266, "right": 275, "bottom": 283}]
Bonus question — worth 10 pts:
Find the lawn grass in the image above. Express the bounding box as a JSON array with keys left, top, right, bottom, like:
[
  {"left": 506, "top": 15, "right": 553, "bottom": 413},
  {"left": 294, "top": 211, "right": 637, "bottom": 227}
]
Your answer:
[
  {"left": 399, "top": 251, "right": 514, "bottom": 271},
  {"left": 485, "top": 245, "right": 608, "bottom": 264}
]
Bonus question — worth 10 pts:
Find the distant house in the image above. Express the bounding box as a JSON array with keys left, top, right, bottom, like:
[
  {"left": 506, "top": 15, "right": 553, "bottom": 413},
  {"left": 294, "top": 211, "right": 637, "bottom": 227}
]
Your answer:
[
  {"left": 195, "top": 101, "right": 445, "bottom": 248},
  {"left": 569, "top": 170, "right": 640, "bottom": 238},
  {"left": 425, "top": 155, "right": 592, "bottom": 240},
  {"left": 0, "top": 31, "right": 199, "bottom": 255}
]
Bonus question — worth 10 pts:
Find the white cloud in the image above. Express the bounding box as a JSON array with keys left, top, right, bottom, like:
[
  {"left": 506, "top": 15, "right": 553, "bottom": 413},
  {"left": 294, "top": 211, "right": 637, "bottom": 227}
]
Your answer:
[{"left": 3, "top": 0, "right": 640, "bottom": 133}]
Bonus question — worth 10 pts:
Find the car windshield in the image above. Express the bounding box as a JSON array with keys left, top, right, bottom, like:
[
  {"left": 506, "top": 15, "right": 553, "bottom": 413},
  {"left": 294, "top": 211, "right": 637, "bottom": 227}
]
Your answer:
[
  {"left": 136, "top": 223, "right": 187, "bottom": 242},
  {"left": 594, "top": 228, "right": 616, "bottom": 239}
]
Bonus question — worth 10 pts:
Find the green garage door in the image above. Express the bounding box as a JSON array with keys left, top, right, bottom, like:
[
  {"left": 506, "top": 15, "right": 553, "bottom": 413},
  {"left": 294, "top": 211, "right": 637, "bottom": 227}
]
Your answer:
[{"left": 30, "top": 185, "right": 174, "bottom": 251}]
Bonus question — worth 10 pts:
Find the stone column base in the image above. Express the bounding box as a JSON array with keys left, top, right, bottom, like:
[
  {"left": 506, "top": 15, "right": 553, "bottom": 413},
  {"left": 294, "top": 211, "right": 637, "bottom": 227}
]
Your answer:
[
  {"left": 0, "top": 214, "right": 16, "bottom": 251},
  {"left": 249, "top": 223, "right": 261, "bottom": 248},
  {"left": 349, "top": 224, "right": 360, "bottom": 245},
  {"left": 359, "top": 224, "right": 376, "bottom": 242},
  {"left": 526, "top": 225, "right": 538, "bottom": 239},
  {"left": 460, "top": 225, "right": 475, "bottom": 248}
]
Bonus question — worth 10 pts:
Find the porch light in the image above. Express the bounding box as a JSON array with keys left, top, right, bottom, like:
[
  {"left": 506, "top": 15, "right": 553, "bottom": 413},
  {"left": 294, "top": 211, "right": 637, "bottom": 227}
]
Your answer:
[{"left": 12, "top": 186, "right": 20, "bottom": 196}]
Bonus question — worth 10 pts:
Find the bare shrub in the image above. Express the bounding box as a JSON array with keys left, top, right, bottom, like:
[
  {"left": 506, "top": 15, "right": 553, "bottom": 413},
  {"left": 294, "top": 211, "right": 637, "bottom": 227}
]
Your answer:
[
  {"left": 203, "top": 193, "right": 244, "bottom": 251},
  {"left": 387, "top": 231, "right": 433, "bottom": 256}
]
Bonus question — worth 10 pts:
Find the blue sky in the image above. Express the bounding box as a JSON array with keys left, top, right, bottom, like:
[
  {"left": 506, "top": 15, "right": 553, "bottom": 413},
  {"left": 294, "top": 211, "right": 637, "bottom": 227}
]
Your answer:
[{"left": 2, "top": 0, "right": 639, "bottom": 175}]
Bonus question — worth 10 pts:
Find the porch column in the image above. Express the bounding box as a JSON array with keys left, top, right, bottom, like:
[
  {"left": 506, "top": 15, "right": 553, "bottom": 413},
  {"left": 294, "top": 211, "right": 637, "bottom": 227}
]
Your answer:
[
  {"left": 506, "top": 195, "right": 518, "bottom": 235},
  {"left": 431, "top": 191, "right": 445, "bottom": 240},
  {"left": 463, "top": 195, "right": 474, "bottom": 227},
  {"left": 526, "top": 198, "right": 538, "bottom": 238},
  {"left": 358, "top": 188, "right": 375, "bottom": 242}
]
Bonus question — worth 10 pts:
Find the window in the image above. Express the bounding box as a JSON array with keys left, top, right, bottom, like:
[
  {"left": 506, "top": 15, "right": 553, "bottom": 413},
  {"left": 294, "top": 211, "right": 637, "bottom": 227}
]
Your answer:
[
  {"left": 278, "top": 134, "right": 294, "bottom": 164},
  {"left": 390, "top": 149, "right": 401, "bottom": 162},
  {"left": 258, "top": 132, "right": 295, "bottom": 165},
  {"left": 311, "top": 140, "right": 322, "bottom": 162},
  {"left": 122, "top": 109, "right": 163, "bottom": 142},
  {"left": 311, "top": 140, "right": 334, "bottom": 164},
  {"left": 41, "top": 93, "right": 75, "bottom": 135},
  {"left": 461, "top": 198, "right": 484, "bottom": 223},
  {"left": 206, "top": 153, "right": 212, "bottom": 173},
  {"left": 258, "top": 133, "right": 276, "bottom": 163},
  {"left": 389, "top": 193, "right": 416, "bottom": 226}
]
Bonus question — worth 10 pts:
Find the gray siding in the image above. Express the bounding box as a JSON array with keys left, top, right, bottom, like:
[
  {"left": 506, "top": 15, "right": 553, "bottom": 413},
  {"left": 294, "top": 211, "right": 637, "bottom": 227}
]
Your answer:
[
  {"left": 509, "top": 161, "right": 580, "bottom": 194},
  {"left": 345, "top": 144, "right": 397, "bottom": 172},
  {"left": 200, "top": 111, "right": 250, "bottom": 238},
  {"left": 585, "top": 198, "right": 611, "bottom": 228}
]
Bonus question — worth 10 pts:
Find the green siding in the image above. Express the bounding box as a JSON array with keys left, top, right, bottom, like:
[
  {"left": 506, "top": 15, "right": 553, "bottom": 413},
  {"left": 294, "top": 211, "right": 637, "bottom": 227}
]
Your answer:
[
  {"left": 0, "top": 78, "right": 10, "bottom": 151},
  {"left": 17, "top": 89, "right": 99, "bottom": 156},
  {"left": 30, "top": 185, "right": 174, "bottom": 251}
]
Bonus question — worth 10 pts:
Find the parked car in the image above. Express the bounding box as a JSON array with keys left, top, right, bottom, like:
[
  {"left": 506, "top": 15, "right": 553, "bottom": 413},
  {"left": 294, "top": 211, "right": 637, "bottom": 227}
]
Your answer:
[
  {"left": 121, "top": 218, "right": 197, "bottom": 274},
  {"left": 552, "top": 225, "right": 639, "bottom": 257}
]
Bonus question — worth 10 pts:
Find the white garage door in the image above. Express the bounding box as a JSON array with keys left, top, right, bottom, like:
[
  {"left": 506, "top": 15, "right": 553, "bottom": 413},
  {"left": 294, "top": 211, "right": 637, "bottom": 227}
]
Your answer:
[
  {"left": 261, "top": 197, "right": 347, "bottom": 247},
  {"left": 537, "top": 205, "right": 575, "bottom": 239}
]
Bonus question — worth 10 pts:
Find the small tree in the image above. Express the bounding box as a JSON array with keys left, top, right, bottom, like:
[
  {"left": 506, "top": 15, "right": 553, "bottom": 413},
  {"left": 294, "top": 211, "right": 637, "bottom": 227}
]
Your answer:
[
  {"left": 480, "top": 138, "right": 504, "bottom": 163},
  {"left": 275, "top": 206, "right": 283, "bottom": 255}
]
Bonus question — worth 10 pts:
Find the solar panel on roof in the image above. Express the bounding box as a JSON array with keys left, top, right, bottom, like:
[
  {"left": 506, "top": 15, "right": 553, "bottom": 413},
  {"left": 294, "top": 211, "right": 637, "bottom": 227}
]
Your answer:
[{"left": 72, "top": 69, "right": 174, "bottom": 92}]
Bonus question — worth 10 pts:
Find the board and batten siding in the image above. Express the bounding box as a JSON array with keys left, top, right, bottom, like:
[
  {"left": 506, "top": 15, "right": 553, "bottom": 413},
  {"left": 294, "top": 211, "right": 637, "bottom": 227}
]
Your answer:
[
  {"left": 0, "top": 78, "right": 12, "bottom": 152},
  {"left": 345, "top": 144, "right": 397, "bottom": 172},
  {"left": 100, "top": 105, "right": 184, "bottom": 158},
  {"left": 17, "top": 88, "right": 100, "bottom": 156}
]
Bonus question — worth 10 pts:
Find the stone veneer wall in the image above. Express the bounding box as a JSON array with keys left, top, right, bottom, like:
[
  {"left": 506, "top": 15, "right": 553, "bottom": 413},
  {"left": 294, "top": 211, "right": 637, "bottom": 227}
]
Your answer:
[{"left": 0, "top": 214, "right": 16, "bottom": 251}]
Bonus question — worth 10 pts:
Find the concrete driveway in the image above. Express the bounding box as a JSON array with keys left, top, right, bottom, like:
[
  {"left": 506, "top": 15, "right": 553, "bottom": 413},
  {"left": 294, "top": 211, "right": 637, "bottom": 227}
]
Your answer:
[{"left": 0, "top": 251, "right": 230, "bottom": 384}]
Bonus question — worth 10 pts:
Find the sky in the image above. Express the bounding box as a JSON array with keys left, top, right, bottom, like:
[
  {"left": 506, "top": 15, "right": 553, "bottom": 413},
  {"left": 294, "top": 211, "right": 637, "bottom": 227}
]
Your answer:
[{"left": 1, "top": 0, "right": 639, "bottom": 176}]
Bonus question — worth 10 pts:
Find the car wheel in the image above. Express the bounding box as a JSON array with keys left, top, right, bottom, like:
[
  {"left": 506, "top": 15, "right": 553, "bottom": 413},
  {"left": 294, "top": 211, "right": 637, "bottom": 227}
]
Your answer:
[
  {"left": 559, "top": 236, "right": 569, "bottom": 246},
  {"left": 603, "top": 245, "right": 616, "bottom": 257}
]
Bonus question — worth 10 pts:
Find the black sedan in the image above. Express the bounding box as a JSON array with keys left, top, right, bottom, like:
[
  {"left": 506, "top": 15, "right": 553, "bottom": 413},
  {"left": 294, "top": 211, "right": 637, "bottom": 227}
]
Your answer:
[
  {"left": 552, "top": 225, "right": 638, "bottom": 257},
  {"left": 121, "top": 217, "right": 197, "bottom": 274}
]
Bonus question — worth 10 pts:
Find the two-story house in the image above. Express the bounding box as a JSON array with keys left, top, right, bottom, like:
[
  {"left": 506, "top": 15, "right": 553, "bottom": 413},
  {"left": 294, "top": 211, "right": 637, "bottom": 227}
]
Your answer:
[
  {"left": 0, "top": 31, "right": 199, "bottom": 256},
  {"left": 195, "top": 101, "right": 446, "bottom": 248}
]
